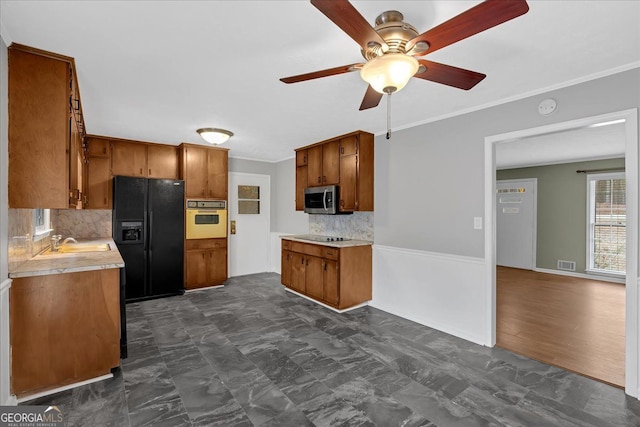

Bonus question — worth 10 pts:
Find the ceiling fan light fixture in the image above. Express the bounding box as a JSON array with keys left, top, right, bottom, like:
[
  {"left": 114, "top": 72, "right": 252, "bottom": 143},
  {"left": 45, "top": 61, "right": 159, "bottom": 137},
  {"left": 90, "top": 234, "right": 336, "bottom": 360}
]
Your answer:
[
  {"left": 360, "top": 53, "right": 419, "bottom": 94},
  {"left": 197, "top": 128, "right": 233, "bottom": 145}
]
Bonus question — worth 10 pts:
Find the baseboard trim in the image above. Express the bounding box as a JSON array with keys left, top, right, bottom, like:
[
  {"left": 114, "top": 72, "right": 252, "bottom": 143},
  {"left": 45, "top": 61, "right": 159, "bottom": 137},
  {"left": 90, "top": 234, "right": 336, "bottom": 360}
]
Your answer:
[
  {"left": 184, "top": 284, "right": 224, "bottom": 293},
  {"left": 533, "top": 267, "right": 625, "bottom": 284},
  {"left": 284, "top": 287, "right": 368, "bottom": 313},
  {"left": 15, "top": 373, "right": 113, "bottom": 404}
]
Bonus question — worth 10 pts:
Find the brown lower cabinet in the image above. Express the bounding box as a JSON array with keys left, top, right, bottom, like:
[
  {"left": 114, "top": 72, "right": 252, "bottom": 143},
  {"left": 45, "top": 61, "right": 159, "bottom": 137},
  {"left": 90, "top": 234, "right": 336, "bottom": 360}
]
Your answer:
[
  {"left": 185, "top": 238, "right": 227, "bottom": 289},
  {"left": 281, "top": 239, "right": 372, "bottom": 310},
  {"left": 10, "top": 269, "right": 120, "bottom": 398}
]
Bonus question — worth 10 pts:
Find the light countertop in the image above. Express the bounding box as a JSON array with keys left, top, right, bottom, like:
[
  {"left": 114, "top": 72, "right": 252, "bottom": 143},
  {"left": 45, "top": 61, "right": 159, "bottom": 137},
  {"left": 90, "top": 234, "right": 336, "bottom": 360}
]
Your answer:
[
  {"left": 9, "top": 238, "right": 124, "bottom": 279},
  {"left": 282, "top": 234, "right": 373, "bottom": 248}
]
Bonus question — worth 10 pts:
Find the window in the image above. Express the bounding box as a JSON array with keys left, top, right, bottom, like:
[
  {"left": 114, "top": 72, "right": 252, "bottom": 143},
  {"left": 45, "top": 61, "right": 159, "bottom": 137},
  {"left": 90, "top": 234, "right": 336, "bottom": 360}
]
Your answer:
[
  {"left": 587, "top": 173, "right": 626, "bottom": 275},
  {"left": 32, "top": 208, "right": 52, "bottom": 242}
]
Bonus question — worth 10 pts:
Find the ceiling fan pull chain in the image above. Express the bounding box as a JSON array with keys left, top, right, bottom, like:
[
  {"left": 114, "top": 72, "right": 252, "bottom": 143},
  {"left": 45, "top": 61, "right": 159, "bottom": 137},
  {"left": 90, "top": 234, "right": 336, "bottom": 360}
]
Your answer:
[{"left": 386, "top": 92, "right": 391, "bottom": 140}]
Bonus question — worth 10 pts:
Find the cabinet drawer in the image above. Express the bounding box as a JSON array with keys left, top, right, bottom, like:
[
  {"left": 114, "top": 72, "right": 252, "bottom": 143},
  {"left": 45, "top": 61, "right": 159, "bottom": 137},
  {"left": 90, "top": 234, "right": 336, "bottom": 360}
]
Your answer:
[
  {"left": 282, "top": 240, "right": 291, "bottom": 250},
  {"left": 186, "top": 238, "right": 226, "bottom": 250},
  {"left": 291, "top": 241, "right": 323, "bottom": 257},
  {"left": 323, "top": 247, "right": 339, "bottom": 260}
]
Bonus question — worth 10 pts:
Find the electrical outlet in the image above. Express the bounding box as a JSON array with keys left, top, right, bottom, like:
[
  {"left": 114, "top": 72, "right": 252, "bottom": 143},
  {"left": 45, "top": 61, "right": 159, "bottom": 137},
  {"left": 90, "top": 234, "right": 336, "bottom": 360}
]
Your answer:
[{"left": 474, "top": 217, "right": 483, "bottom": 230}]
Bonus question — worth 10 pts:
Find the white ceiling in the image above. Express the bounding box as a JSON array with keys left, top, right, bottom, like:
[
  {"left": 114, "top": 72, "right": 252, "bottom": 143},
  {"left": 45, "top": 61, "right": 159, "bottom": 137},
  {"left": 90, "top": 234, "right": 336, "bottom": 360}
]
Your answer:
[
  {"left": 1, "top": 1, "right": 639, "bottom": 162},
  {"left": 496, "top": 122, "right": 626, "bottom": 169}
]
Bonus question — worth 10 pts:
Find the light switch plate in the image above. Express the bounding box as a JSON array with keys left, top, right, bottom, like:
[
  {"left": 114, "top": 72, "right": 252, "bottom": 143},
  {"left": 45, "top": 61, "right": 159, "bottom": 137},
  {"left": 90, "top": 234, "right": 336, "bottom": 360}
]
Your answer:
[{"left": 474, "top": 217, "right": 483, "bottom": 230}]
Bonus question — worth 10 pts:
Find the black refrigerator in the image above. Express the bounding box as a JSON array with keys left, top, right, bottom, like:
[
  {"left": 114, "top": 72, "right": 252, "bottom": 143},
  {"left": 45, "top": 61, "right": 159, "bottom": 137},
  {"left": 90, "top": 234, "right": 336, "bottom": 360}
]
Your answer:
[{"left": 113, "top": 176, "right": 185, "bottom": 302}]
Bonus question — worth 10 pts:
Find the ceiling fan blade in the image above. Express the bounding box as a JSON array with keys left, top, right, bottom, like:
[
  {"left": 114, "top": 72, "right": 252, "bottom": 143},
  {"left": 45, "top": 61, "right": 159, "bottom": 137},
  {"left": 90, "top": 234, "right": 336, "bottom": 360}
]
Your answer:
[
  {"left": 406, "top": 0, "right": 529, "bottom": 55},
  {"left": 359, "top": 85, "right": 383, "bottom": 111},
  {"left": 280, "top": 63, "right": 363, "bottom": 84},
  {"left": 311, "top": 0, "right": 388, "bottom": 52},
  {"left": 414, "top": 60, "right": 486, "bottom": 90}
]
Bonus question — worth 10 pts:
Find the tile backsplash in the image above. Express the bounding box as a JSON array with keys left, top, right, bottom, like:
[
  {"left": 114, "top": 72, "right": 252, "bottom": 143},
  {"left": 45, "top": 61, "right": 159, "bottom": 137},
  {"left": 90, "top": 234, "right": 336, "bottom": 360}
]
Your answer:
[
  {"left": 308, "top": 212, "right": 373, "bottom": 241},
  {"left": 54, "top": 209, "right": 112, "bottom": 239},
  {"left": 8, "top": 208, "right": 113, "bottom": 272},
  {"left": 7, "top": 209, "right": 49, "bottom": 271}
]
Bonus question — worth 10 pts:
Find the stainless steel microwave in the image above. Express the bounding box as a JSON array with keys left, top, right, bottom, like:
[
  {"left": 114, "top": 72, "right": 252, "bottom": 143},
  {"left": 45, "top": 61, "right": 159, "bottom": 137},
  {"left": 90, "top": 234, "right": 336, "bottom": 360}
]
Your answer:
[{"left": 304, "top": 185, "right": 348, "bottom": 214}]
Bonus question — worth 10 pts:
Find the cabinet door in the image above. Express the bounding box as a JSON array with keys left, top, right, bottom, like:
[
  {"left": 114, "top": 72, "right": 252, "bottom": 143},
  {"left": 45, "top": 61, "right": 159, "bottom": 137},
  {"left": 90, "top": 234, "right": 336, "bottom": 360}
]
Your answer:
[
  {"left": 322, "top": 140, "right": 340, "bottom": 185},
  {"left": 324, "top": 259, "right": 339, "bottom": 306},
  {"left": 10, "top": 270, "right": 120, "bottom": 396},
  {"left": 185, "top": 250, "right": 208, "bottom": 288},
  {"left": 86, "top": 138, "right": 110, "bottom": 157},
  {"left": 8, "top": 49, "right": 70, "bottom": 208},
  {"left": 207, "top": 248, "right": 227, "bottom": 285},
  {"left": 148, "top": 144, "right": 179, "bottom": 179},
  {"left": 305, "top": 256, "right": 324, "bottom": 300},
  {"left": 307, "top": 145, "right": 323, "bottom": 187},
  {"left": 86, "top": 156, "right": 112, "bottom": 209},
  {"left": 339, "top": 135, "right": 358, "bottom": 156},
  {"left": 281, "top": 250, "right": 292, "bottom": 287},
  {"left": 290, "top": 252, "right": 306, "bottom": 293},
  {"left": 296, "top": 150, "right": 308, "bottom": 166},
  {"left": 207, "top": 149, "right": 228, "bottom": 199},
  {"left": 184, "top": 146, "right": 208, "bottom": 198},
  {"left": 111, "top": 141, "right": 147, "bottom": 177},
  {"left": 295, "top": 166, "right": 308, "bottom": 211},
  {"left": 339, "top": 155, "right": 357, "bottom": 211}
]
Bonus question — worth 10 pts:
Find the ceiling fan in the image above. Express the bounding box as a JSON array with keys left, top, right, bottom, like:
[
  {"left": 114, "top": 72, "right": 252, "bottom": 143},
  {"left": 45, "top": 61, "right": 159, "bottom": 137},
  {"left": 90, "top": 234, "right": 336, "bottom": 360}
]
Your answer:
[{"left": 280, "top": 0, "right": 530, "bottom": 112}]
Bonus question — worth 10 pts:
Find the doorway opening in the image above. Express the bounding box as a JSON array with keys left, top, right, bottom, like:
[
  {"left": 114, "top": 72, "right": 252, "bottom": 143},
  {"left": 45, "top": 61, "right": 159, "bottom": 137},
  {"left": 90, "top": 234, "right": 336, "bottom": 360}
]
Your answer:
[{"left": 485, "top": 109, "right": 639, "bottom": 397}]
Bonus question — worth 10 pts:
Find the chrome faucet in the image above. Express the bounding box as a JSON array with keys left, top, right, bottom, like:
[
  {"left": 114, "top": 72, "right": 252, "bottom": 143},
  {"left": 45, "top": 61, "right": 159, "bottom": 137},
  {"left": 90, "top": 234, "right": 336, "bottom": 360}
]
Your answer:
[
  {"left": 50, "top": 234, "right": 62, "bottom": 251},
  {"left": 61, "top": 237, "right": 78, "bottom": 245},
  {"left": 50, "top": 235, "right": 77, "bottom": 252}
]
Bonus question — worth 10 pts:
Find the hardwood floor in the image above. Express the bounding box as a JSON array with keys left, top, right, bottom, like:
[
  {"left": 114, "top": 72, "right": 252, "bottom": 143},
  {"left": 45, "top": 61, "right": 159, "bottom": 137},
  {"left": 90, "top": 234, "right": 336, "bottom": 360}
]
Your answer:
[{"left": 497, "top": 266, "right": 625, "bottom": 387}]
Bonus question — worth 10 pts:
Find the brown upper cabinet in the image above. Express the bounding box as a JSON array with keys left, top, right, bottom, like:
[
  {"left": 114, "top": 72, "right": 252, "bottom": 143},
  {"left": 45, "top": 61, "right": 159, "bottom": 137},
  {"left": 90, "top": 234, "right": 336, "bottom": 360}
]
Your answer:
[
  {"left": 84, "top": 136, "right": 180, "bottom": 209},
  {"left": 306, "top": 141, "right": 340, "bottom": 187},
  {"left": 84, "top": 137, "right": 112, "bottom": 209},
  {"left": 148, "top": 145, "right": 179, "bottom": 179},
  {"left": 8, "top": 44, "right": 86, "bottom": 209},
  {"left": 180, "top": 143, "right": 229, "bottom": 200},
  {"left": 295, "top": 131, "right": 374, "bottom": 212},
  {"left": 111, "top": 140, "right": 148, "bottom": 177}
]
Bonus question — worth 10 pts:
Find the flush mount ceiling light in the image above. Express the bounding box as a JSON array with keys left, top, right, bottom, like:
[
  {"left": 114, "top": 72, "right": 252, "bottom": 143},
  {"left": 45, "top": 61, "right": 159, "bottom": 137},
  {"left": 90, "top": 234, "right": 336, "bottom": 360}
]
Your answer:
[{"left": 197, "top": 128, "right": 233, "bottom": 145}]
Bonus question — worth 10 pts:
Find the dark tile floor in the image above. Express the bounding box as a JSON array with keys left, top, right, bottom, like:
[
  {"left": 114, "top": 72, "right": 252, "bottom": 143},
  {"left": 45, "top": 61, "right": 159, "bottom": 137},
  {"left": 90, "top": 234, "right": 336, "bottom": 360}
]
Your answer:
[{"left": 24, "top": 273, "right": 640, "bottom": 426}]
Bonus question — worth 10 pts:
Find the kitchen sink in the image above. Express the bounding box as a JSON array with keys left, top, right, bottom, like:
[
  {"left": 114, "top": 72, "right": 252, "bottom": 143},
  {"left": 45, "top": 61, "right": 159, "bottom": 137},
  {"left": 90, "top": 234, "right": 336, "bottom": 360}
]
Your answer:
[{"left": 40, "top": 243, "right": 111, "bottom": 255}]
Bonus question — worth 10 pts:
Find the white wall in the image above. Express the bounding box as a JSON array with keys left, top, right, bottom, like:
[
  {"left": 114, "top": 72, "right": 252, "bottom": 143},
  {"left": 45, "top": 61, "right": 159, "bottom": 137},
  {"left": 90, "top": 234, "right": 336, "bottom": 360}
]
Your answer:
[
  {"left": 372, "top": 68, "right": 640, "bottom": 346},
  {"left": 270, "top": 158, "right": 308, "bottom": 272},
  {"left": 273, "top": 158, "right": 307, "bottom": 234}
]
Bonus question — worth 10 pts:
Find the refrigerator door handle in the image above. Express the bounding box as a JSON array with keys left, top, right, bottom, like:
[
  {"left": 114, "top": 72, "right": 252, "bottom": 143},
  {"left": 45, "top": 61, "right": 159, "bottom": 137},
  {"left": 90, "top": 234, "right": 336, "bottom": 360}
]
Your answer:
[{"left": 149, "top": 211, "right": 153, "bottom": 250}]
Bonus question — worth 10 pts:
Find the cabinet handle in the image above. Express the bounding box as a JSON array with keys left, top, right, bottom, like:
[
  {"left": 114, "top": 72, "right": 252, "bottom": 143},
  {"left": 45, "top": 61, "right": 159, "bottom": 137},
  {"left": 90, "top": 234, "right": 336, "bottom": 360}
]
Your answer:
[
  {"left": 149, "top": 169, "right": 152, "bottom": 175},
  {"left": 140, "top": 168, "right": 143, "bottom": 175},
  {"left": 306, "top": 258, "right": 309, "bottom": 266},
  {"left": 102, "top": 147, "right": 106, "bottom": 154},
  {"left": 317, "top": 176, "right": 321, "bottom": 183},
  {"left": 304, "top": 155, "right": 307, "bottom": 163},
  {"left": 340, "top": 146, "right": 344, "bottom": 154},
  {"left": 323, "top": 260, "right": 326, "bottom": 270},
  {"left": 104, "top": 197, "right": 107, "bottom": 205},
  {"left": 301, "top": 257, "right": 304, "bottom": 265}
]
